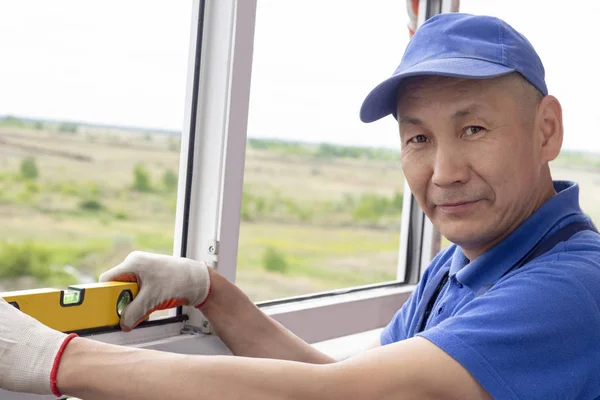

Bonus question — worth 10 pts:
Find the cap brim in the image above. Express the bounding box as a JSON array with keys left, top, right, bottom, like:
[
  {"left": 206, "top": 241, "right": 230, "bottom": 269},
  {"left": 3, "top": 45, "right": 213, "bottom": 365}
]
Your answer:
[{"left": 359, "top": 58, "right": 516, "bottom": 123}]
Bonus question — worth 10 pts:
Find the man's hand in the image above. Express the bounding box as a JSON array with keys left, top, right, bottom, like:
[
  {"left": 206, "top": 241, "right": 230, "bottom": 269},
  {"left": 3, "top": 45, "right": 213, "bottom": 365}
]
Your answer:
[
  {"left": 99, "top": 251, "right": 211, "bottom": 332},
  {"left": 0, "top": 298, "right": 77, "bottom": 396}
]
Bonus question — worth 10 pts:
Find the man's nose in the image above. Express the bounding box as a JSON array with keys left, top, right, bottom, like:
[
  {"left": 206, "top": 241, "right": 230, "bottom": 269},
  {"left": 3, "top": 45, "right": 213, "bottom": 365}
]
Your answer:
[{"left": 431, "top": 144, "right": 469, "bottom": 186}]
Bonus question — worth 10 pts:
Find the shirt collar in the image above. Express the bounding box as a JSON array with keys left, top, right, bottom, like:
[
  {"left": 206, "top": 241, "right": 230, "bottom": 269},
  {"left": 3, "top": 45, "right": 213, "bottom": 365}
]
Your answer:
[{"left": 448, "top": 180, "right": 583, "bottom": 292}]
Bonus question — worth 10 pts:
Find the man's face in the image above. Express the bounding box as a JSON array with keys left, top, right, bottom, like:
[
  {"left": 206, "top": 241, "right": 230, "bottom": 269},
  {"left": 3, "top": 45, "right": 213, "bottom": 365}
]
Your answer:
[{"left": 397, "top": 75, "right": 547, "bottom": 257}]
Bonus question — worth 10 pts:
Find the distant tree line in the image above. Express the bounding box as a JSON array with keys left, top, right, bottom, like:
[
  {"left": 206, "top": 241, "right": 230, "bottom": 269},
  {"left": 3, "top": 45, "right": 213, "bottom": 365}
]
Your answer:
[{"left": 247, "top": 138, "right": 400, "bottom": 162}]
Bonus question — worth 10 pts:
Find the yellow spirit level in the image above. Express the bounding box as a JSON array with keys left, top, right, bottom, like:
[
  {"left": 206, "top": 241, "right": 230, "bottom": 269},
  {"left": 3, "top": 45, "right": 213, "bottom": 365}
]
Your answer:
[{"left": 0, "top": 281, "right": 139, "bottom": 333}]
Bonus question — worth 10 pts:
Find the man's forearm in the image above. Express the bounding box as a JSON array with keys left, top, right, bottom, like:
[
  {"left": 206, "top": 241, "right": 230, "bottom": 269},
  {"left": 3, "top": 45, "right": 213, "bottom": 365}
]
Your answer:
[
  {"left": 55, "top": 334, "right": 485, "bottom": 400},
  {"left": 200, "top": 268, "right": 335, "bottom": 364},
  {"left": 56, "top": 337, "right": 336, "bottom": 400}
]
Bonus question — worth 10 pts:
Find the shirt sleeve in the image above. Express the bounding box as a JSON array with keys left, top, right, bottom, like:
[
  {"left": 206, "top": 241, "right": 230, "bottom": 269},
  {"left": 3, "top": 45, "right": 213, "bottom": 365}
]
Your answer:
[
  {"left": 380, "top": 280, "right": 423, "bottom": 345},
  {"left": 380, "top": 248, "right": 453, "bottom": 345},
  {"left": 417, "top": 262, "right": 600, "bottom": 400}
]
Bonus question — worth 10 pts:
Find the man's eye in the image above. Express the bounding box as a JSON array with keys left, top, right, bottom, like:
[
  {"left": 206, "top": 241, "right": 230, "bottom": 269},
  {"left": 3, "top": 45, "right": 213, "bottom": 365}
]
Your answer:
[
  {"left": 408, "top": 134, "right": 428, "bottom": 144},
  {"left": 464, "top": 126, "right": 484, "bottom": 135}
]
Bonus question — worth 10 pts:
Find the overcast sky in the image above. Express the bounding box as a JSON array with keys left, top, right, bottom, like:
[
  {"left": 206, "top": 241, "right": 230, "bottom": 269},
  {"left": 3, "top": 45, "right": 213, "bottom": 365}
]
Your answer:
[{"left": 1, "top": 1, "right": 599, "bottom": 153}]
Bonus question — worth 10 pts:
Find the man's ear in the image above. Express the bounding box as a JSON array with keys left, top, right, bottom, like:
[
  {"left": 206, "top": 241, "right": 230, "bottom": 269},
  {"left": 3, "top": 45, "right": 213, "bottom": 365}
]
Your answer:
[{"left": 536, "top": 95, "right": 563, "bottom": 162}]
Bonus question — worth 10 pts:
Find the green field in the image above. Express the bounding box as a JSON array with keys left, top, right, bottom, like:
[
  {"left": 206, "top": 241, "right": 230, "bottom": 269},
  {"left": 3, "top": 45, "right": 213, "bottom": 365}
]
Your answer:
[
  {"left": 0, "top": 118, "right": 405, "bottom": 302},
  {"left": 1, "top": 116, "right": 599, "bottom": 302}
]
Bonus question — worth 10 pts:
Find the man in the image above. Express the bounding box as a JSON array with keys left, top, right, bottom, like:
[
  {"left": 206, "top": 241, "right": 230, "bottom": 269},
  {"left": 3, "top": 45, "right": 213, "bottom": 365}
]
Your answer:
[{"left": 1, "top": 12, "right": 599, "bottom": 399}]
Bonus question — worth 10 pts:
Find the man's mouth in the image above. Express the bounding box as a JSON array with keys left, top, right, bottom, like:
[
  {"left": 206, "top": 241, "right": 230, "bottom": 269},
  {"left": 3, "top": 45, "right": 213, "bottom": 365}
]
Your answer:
[{"left": 437, "top": 200, "right": 481, "bottom": 214}]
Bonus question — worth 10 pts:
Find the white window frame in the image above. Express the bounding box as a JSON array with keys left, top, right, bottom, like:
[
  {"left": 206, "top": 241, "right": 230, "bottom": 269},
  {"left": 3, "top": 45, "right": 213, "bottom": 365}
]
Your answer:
[{"left": 177, "top": 0, "right": 450, "bottom": 344}]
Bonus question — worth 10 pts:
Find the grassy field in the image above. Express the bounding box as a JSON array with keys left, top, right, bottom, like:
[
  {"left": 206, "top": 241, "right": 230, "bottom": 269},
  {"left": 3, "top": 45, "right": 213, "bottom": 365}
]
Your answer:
[
  {"left": 1, "top": 118, "right": 599, "bottom": 303},
  {"left": 0, "top": 120, "right": 404, "bottom": 302}
]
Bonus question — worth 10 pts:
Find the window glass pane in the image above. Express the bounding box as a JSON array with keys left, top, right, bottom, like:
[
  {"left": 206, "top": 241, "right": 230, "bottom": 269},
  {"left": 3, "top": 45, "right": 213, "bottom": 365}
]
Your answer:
[
  {"left": 0, "top": 1, "right": 192, "bottom": 299},
  {"left": 237, "top": 0, "right": 408, "bottom": 302}
]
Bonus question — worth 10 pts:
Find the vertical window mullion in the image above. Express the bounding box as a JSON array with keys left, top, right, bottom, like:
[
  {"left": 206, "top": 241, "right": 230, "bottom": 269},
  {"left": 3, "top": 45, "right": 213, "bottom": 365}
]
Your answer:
[{"left": 178, "top": 0, "right": 256, "bottom": 330}]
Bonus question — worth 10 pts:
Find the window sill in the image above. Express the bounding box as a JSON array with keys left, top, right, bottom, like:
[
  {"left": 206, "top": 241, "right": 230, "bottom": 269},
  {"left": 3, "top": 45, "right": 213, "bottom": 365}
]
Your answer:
[
  {"left": 262, "top": 283, "right": 414, "bottom": 343},
  {"left": 312, "top": 328, "right": 383, "bottom": 361}
]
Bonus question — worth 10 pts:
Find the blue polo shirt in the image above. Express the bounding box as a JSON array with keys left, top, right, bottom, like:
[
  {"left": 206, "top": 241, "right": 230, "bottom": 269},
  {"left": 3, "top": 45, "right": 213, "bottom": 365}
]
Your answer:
[{"left": 381, "top": 180, "right": 600, "bottom": 399}]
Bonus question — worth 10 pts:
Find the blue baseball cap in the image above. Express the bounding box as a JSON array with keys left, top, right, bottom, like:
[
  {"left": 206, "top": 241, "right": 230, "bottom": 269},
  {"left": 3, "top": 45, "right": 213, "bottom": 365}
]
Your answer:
[{"left": 359, "top": 13, "right": 548, "bottom": 123}]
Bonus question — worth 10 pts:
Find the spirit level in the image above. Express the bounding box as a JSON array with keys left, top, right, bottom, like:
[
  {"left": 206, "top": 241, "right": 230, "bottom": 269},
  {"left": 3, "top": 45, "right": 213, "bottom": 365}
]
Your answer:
[{"left": 0, "top": 281, "right": 139, "bottom": 333}]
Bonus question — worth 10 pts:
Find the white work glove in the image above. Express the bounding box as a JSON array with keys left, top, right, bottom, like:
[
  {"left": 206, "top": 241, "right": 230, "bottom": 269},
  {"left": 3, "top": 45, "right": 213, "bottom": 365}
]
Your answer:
[
  {"left": 0, "top": 298, "right": 77, "bottom": 397},
  {"left": 99, "top": 251, "right": 212, "bottom": 332}
]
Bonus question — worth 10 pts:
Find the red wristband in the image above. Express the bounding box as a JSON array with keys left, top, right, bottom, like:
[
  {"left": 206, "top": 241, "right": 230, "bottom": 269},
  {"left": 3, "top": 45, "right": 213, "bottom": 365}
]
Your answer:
[{"left": 50, "top": 333, "right": 78, "bottom": 397}]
